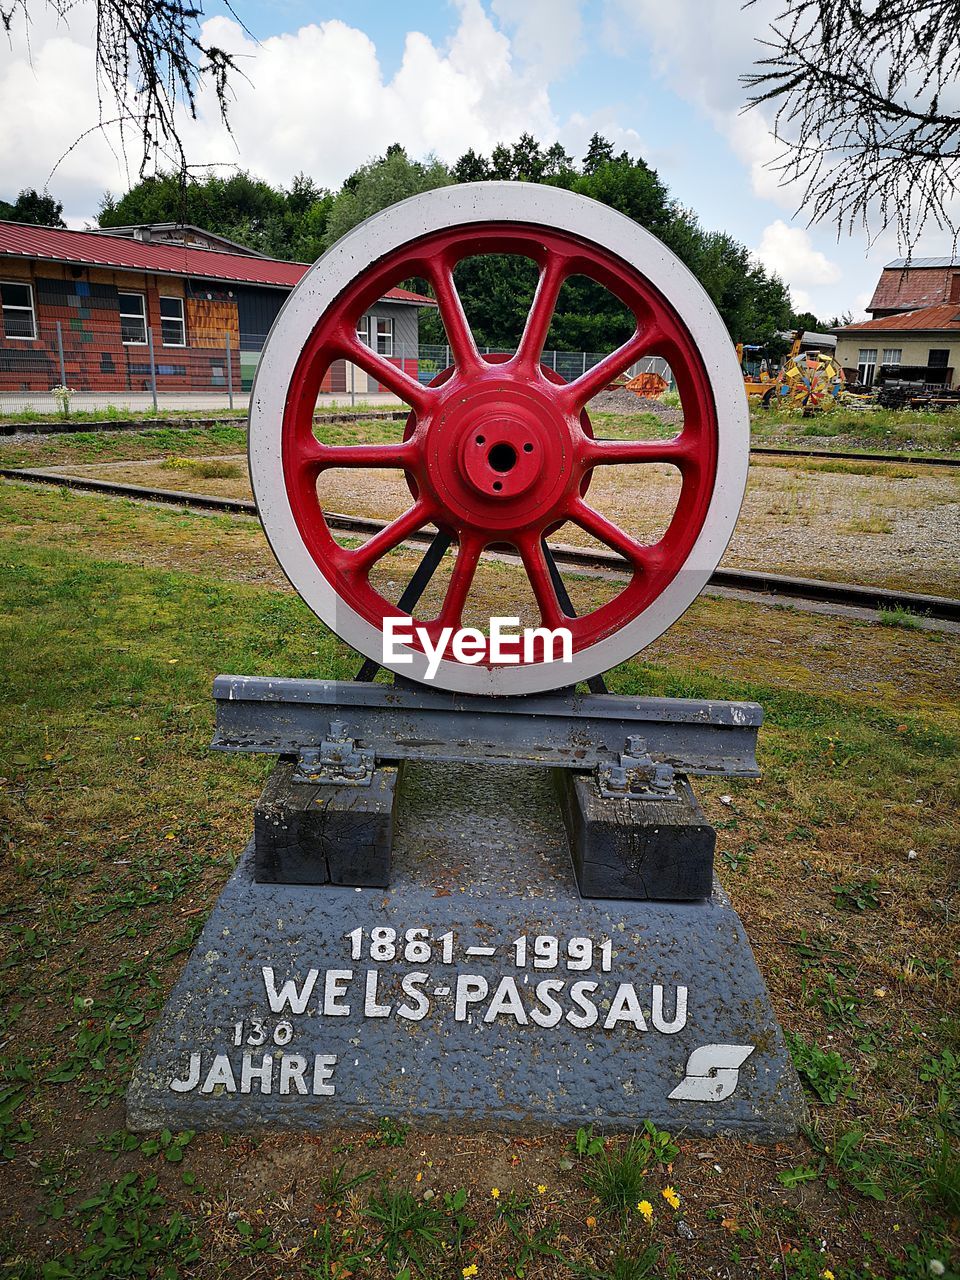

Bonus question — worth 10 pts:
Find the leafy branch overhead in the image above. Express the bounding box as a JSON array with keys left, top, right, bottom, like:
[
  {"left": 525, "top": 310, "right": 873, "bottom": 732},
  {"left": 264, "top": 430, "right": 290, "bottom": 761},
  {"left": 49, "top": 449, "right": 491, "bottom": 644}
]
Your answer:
[{"left": 742, "top": 0, "right": 960, "bottom": 251}]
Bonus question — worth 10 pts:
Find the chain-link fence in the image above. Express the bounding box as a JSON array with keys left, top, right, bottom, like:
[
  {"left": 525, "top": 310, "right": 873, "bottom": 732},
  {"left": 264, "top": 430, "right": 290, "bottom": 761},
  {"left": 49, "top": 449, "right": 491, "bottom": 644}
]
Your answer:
[{"left": 0, "top": 318, "right": 674, "bottom": 418}]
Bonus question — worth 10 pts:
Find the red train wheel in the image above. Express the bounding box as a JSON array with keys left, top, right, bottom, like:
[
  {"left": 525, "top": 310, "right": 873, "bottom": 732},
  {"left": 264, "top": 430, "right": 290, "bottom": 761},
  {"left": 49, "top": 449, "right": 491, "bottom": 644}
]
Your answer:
[{"left": 250, "top": 183, "right": 748, "bottom": 694}]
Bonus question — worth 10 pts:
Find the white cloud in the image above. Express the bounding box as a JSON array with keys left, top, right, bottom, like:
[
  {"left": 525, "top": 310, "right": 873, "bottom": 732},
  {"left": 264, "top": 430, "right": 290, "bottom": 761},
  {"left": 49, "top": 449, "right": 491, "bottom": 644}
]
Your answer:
[
  {"left": 491, "top": 0, "right": 584, "bottom": 76},
  {"left": 0, "top": 4, "right": 128, "bottom": 223},
  {"left": 0, "top": 0, "right": 563, "bottom": 222},
  {"left": 755, "top": 220, "right": 841, "bottom": 287},
  {"left": 600, "top": 0, "right": 808, "bottom": 210}
]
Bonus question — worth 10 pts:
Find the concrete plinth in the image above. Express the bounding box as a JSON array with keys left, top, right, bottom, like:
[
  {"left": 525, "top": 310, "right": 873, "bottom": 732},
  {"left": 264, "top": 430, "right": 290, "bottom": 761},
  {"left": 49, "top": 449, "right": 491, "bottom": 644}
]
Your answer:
[{"left": 127, "top": 764, "right": 804, "bottom": 1138}]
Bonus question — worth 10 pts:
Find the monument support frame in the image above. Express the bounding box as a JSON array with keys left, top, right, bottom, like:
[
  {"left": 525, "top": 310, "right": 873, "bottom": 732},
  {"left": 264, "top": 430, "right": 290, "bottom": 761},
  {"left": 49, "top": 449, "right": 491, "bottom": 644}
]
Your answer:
[{"left": 212, "top": 676, "right": 762, "bottom": 777}]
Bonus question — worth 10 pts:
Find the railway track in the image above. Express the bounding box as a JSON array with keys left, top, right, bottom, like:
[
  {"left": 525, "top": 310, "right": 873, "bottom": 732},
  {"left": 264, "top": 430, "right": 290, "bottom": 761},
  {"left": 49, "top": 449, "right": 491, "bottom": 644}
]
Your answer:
[
  {"left": 748, "top": 445, "right": 959, "bottom": 467},
  {"left": 0, "top": 410, "right": 409, "bottom": 437},
  {"left": 3, "top": 465, "right": 958, "bottom": 624}
]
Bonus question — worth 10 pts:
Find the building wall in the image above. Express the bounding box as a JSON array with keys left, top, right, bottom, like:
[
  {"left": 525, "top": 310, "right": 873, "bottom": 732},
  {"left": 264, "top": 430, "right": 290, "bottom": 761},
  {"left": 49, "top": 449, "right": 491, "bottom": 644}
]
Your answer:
[
  {"left": 836, "top": 333, "right": 959, "bottom": 386},
  {"left": 359, "top": 302, "right": 421, "bottom": 394},
  {"left": 1, "top": 256, "right": 426, "bottom": 398},
  {"left": 0, "top": 260, "right": 242, "bottom": 394}
]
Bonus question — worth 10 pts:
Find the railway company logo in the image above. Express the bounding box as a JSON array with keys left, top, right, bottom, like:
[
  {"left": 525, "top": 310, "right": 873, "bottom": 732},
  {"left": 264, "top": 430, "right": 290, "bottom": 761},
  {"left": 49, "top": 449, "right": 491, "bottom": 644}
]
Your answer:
[{"left": 383, "top": 615, "right": 574, "bottom": 680}]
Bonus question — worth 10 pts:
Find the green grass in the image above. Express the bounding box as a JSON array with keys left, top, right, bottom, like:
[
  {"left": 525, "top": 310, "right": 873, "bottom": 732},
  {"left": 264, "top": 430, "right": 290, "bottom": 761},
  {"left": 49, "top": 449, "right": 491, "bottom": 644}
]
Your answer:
[
  {"left": 879, "top": 605, "right": 926, "bottom": 629},
  {"left": 159, "top": 456, "right": 243, "bottom": 480},
  {"left": 0, "top": 399, "right": 398, "bottom": 427},
  {"left": 0, "top": 404, "right": 249, "bottom": 426},
  {"left": 750, "top": 404, "right": 960, "bottom": 453},
  {"left": 0, "top": 492, "right": 958, "bottom": 1278},
  {"left": 787, "top": 1032, "right": 856, "bottom": 1104},
  {"left": 576, "top": 1125, "right": 679, "bottom": 1219}
]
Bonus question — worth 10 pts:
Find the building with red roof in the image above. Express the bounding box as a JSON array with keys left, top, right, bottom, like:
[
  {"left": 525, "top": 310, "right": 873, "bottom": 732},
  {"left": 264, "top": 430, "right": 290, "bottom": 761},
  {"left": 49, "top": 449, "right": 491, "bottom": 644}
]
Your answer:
[
  {"left": 0, "top": 221, "right": 434, "bottom": 398},
  {"left": 866, "top": 257, "right": 960, "bottom": 318},
  {"left": 835, "top": 302, "right": 960, "bottom": 389}
]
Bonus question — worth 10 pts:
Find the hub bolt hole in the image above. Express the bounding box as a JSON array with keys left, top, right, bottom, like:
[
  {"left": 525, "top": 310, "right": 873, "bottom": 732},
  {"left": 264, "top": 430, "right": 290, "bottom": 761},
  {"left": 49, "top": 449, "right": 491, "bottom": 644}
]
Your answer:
[
  {"left": 523, "top": 442, "right": 533, "bottom": 453},
  {"left": 475, "top": 435, "right": 485, "bottom": 445},
  {"left": 488, "top": 442, "right": 517, "bottom": 472},
  {"left": 492, "top": 481, "right": 503, "bottom": 491}
]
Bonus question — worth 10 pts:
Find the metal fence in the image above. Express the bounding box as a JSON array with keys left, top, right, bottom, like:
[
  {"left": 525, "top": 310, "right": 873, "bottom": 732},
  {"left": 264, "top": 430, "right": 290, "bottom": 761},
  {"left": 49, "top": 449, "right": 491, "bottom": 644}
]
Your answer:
[{"left": 0, "top": 320, "right": 673, "bottom": 417}]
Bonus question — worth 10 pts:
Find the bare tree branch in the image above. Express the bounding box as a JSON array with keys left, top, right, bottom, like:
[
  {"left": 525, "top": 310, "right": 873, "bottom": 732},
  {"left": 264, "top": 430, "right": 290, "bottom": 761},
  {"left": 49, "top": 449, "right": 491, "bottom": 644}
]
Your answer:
[
  {"left": 1, "top": 0, "right": 249, "bottom": 178},
  {"left": 742, "top": 0, "right": 960, "bottom": 254}
]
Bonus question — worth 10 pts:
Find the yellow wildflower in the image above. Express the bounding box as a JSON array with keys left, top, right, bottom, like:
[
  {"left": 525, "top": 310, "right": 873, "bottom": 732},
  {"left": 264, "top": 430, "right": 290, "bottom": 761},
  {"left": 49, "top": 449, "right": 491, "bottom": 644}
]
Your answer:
[
  {"left": 661, "top": 1186, "right": 680, "bottom": 1209},
  {"left": 490, "top": 1187, "right": 500, "bottom": 1200},
  {"left": 462, "top": 1267, "right": 479, "bottom": 1278},
  {"left": 536, "top": 1184, "right": 547, "bottom": 1195},
  {"left": 822, "top": 1271, "right": 835, "bottom": 1280},
  {"left": 637, "top": 1200, "right": 654, "bottom": 1222},
  {"left": 415, "top": 1172, "right": 423, "bottom": 1183},
  {"left": 586, "top": 1215, "right": 597, "bottom": 1228}
]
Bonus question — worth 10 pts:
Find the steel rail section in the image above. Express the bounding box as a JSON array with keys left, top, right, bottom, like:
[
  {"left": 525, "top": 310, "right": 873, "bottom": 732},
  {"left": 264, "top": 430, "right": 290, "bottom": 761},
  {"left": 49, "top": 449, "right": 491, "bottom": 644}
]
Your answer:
[
  {"left": 3, "top": 467, "right": 958, "bottom": 622},
  {"left": 748, "top": 446, "right": 959, "bottom": 467},
  {"left": 212, "top": 675, "right": 763, "bottom": 776},
  {"left": 0, "top": 410, "right": 408, "bottom": 437}
]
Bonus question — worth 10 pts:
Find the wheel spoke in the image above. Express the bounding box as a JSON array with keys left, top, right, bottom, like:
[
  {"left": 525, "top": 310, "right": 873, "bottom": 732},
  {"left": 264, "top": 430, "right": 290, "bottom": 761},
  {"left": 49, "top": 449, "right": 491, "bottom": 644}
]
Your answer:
[
  {"left": 517, "top": 533, "right": 566, "bottom": 630},
  {"left": 561, "top": 325, "right": 662, "bottom": 410},
  {"left": 582, "top": 434, "right": 693, "bottom": 467},
  {"left": 348, "top": 500, "right": 434, "bottom": 571},
  {"left": 302, "top": 440, "right": 417, "bottom": 472},
  {"left": 424, "top": 259, "right": 482, "bottom": 373},
  {"left": 337, "top": 332, "right": 431, "bottom": 413},
  {"left": 515, "top": 253, "right": 569, "bottom": 373},
  {"left": 569, "top": 500, "right": 652, "bottom": 570},
  {"left": 435, "top": 532, "right": 484, "bottom": 629}
]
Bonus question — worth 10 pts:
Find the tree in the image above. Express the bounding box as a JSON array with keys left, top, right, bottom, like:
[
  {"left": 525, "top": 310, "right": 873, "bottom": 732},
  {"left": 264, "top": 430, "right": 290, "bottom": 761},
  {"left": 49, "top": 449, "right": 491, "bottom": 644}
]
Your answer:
[
  {"left": 1, "top": 0, "right": 239, "bottom": 175},
  {"left": 430, "top": 136, "right": 793, "bottom": 350},
  {"left": 582, "top": 133, "right": 615, "bottom": 175},
  {"left": 452, "top": 149, "right": 491, "bottom": 183},
  {"left": 322, "top": 147, "right": 452, "bottom": 249},
  {"left": 98, "top": 169, "right": 333, "bottom": 261},
  {"left": 743, "top": 0, "right": 960, "bottom": 252},
  {"left": 0, "top": 188, "right": 65, "bottom": 226},
  {"left": 573, "top": 152, "right": 674, "bottom": 240}
]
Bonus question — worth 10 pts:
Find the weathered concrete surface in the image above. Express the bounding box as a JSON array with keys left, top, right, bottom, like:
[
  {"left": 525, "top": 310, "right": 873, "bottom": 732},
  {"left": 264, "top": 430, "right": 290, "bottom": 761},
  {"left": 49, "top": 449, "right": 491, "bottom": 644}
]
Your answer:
[{"left": 127, "top": 763, "right": 804, "bottom": 1137}]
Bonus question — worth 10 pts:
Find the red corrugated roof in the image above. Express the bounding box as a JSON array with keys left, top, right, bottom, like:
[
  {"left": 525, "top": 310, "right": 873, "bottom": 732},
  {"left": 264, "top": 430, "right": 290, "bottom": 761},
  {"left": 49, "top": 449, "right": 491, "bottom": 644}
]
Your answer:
[
  {"left": 0, "top": 220, "right": 435, "bottom": 304},
  {"left": 867, "top": 263, "right": 959, "bottom": 314},
  {"left": 838, "top": 304, "right": 960, "bottom": 333}
]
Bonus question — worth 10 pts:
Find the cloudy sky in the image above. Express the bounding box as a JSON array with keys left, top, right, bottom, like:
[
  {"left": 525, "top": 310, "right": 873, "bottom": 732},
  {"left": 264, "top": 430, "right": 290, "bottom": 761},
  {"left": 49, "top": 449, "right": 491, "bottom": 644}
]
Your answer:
[{"left": 1, "top": 0, "right": 953, "bottom": 321}]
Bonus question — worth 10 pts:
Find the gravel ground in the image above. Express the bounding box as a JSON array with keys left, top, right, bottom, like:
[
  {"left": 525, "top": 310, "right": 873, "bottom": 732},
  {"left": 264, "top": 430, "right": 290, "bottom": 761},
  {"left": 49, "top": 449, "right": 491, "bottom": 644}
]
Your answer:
[{"left": 588, "top": 388, "right": 684, "bottom": 423}]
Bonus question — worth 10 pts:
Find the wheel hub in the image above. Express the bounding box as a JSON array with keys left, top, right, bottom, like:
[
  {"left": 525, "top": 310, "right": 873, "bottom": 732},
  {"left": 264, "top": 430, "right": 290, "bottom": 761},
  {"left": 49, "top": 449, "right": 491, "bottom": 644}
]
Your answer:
[{"left": 425, "top": 377, "right": 580, "bottom": 532}]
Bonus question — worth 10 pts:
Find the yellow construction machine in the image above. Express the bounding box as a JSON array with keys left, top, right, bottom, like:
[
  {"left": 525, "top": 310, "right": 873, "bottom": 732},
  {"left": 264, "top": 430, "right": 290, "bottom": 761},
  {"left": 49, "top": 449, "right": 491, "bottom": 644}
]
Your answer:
[{"left": 739, "top": 330, "right": 846, "bottom": 413}]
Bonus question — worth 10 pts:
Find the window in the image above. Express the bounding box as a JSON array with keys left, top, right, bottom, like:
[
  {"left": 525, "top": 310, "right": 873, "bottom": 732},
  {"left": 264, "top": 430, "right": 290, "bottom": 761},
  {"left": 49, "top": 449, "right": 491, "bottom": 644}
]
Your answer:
[
  {"left": 857, "top": 347, "right": 877, "bottom": 387},
  {"left": 118, "top": 292, "right": 147, "bottom": 345},
  {"left": 949, "top": 274, "right": 960, "bottom": 304},
  {"left": 1, "top": 281, "right": 36, "bottom": 339},
  {"left": 159, "top": 296, "right": 185, "bottom": 347},
  {"left": 356, "top": 315, "right": 371, "bottom": 346},
  {"left": 928, "top": 349, "right": 949, "bottom": 368},
  {"left": 375, "top": 316, "right": 394, "bottom": 356},
  {"left": 881, "top": 348, "right": 902, "bottom": 365}
]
